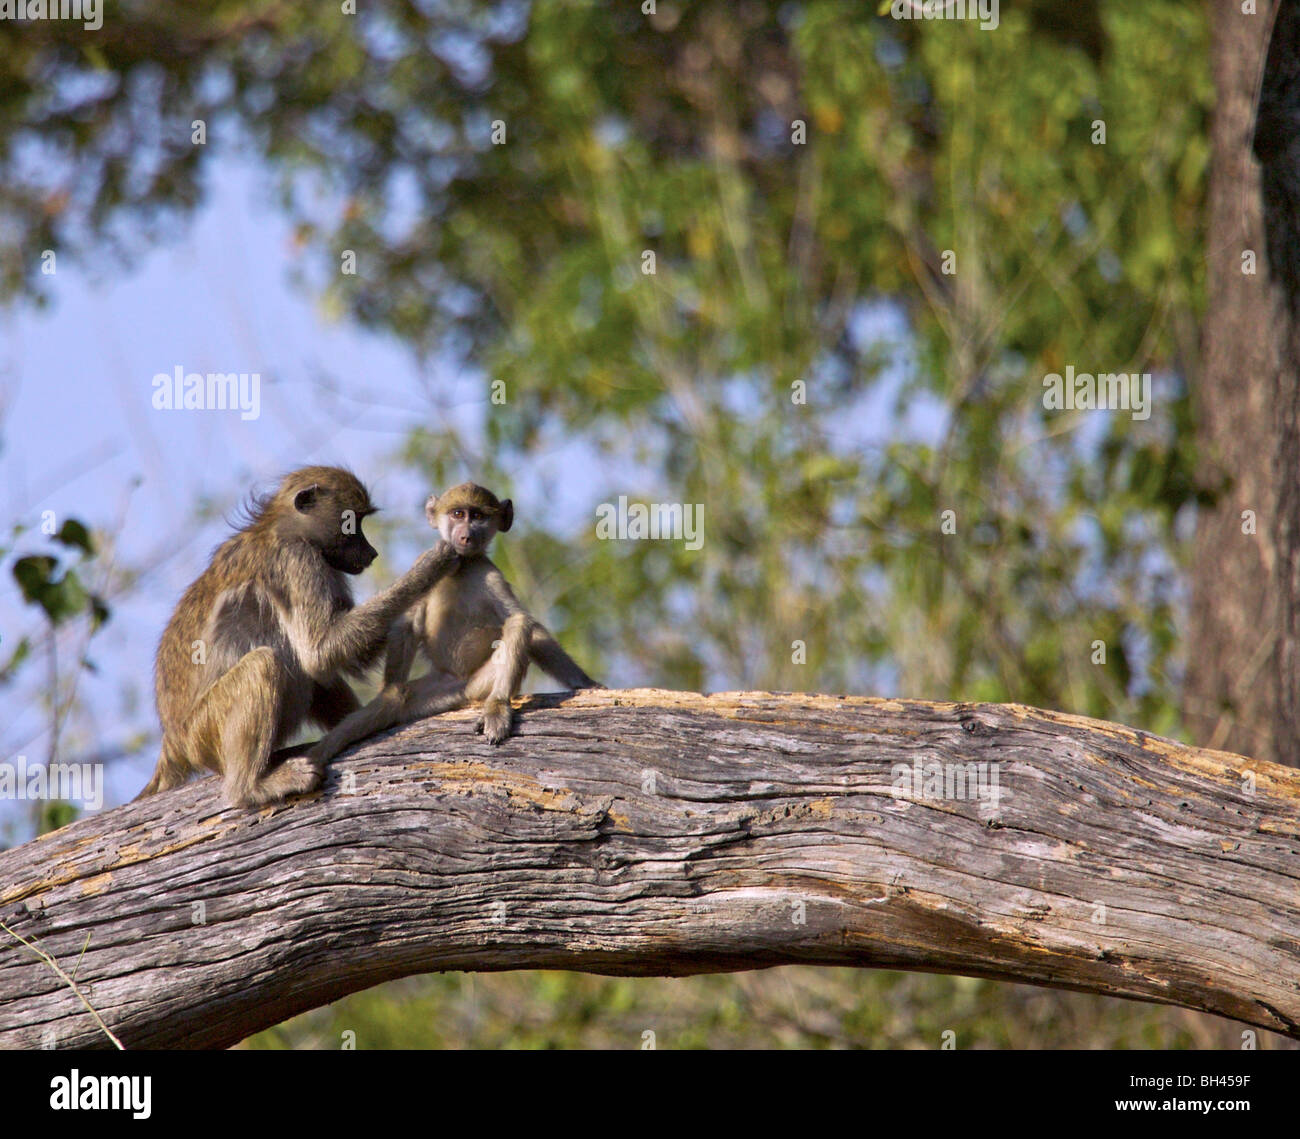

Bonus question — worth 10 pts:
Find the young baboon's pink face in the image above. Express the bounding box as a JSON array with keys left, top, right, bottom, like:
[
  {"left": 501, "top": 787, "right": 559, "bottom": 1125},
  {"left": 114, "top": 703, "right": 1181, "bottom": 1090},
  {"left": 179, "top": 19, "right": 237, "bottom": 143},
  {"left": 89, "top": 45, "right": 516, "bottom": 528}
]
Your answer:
[
  {"left": 434, "top": 500, "right": 494, "bottom": 556},
  {"left": 426, "top": 485, "right": 511, "bottom": 557}
]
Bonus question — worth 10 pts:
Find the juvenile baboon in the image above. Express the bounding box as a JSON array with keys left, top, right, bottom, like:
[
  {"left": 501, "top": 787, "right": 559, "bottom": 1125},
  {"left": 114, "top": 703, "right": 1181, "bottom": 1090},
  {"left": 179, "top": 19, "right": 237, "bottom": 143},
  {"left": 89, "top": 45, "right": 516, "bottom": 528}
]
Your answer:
[
  {"left": 309, "top": 482, "right": 599, "bottom": 762},
  {"left": 139, "top": 466, "right": 459, "bottom": 808}
]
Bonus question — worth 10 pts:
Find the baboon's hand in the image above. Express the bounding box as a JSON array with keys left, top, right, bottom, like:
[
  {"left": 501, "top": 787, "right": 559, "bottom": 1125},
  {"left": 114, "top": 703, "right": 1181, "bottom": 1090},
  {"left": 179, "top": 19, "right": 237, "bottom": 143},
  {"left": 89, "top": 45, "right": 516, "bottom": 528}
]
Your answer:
[{"left": 411, "top": 539, "right": 458, "bottom": 577}]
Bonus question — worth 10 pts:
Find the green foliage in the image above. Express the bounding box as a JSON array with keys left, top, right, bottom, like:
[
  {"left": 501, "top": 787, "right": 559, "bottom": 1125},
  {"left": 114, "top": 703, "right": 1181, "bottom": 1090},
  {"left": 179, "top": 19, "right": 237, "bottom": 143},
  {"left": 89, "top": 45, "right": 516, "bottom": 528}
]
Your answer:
[
  {"left": 9, "top": 524, "right": 109, "bottom": 633},
  {"left": 2, "top": 516, "right": 110, "bottom": 688},
  {"left": 36, "top": 800, "right": 79, "bottom": 836},
  {"left": 247, "top": 967, "right": 1269, "bottom": 1050},
  {"left": 1, "top": 514, "right": 111, "bottom": 838}
]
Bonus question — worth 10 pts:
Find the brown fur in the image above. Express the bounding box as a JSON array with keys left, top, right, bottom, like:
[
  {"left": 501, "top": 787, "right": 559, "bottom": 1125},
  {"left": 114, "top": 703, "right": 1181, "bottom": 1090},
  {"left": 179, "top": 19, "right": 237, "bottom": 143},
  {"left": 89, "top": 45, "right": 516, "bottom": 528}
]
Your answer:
[
  {"left": 309, "top": 482, "right": 599, "bottom": 762},
  {"left": 139, "top": 466, "right": 459, "bottom": 807}
]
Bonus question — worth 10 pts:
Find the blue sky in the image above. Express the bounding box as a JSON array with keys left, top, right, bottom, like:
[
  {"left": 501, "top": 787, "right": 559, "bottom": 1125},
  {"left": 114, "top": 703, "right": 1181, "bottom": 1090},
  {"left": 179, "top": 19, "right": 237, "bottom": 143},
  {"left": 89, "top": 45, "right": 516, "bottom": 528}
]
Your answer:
[{"left": 0, "top": 155, "right": 482, "bottom": 812}]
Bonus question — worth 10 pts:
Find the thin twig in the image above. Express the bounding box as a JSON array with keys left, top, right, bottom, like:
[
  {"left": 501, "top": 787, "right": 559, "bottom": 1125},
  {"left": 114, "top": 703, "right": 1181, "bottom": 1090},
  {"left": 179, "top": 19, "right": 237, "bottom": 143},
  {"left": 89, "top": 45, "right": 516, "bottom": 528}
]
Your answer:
[{"left": 0, "top": 920, "right": 124, "bottom": 1049}]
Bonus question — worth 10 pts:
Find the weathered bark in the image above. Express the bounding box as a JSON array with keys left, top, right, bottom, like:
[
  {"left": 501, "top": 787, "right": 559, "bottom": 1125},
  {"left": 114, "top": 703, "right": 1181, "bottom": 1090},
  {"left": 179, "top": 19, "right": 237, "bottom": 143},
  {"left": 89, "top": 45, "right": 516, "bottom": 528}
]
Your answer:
[
  {"left": 1186, "top": 1, "right": 1279, "bottom": 764},
  {"left": 0, "top": 689, "right": 1297, "bottom": 1049}
]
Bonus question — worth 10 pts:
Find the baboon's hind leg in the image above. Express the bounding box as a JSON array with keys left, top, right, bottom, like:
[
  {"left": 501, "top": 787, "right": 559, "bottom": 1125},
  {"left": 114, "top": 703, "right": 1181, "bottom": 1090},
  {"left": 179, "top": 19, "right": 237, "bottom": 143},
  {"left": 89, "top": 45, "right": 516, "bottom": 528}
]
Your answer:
[
  {"left": 180, "top": 647, "right": 320, "bottom": 808},
  {"left": 307, "top": 683, "right": 413, "bottom": 765},
  {"left": 527, "top": 623, "right": 600, "bottom": 689}
]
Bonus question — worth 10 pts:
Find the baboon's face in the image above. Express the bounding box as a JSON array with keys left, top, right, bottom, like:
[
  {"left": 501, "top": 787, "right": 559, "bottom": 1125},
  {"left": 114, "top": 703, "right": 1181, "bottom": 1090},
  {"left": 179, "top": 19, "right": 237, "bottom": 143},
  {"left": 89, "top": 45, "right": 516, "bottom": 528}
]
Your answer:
[
  {"left": 323, "top": 521, "right": 378, "bottom": 575},
  {"left": 426, "top": 485, "right": 512, "bottom": 558},
  {"left": 288, "top": 470, "right": 379, "bottom": 575}
]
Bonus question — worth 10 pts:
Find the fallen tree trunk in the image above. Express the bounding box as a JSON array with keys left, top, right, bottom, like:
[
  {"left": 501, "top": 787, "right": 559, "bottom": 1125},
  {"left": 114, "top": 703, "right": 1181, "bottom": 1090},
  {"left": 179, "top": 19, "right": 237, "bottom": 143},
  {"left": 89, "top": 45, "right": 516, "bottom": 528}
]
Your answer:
[{"left": 1, "top": 689, "right": 1298, "bottom": 1048}]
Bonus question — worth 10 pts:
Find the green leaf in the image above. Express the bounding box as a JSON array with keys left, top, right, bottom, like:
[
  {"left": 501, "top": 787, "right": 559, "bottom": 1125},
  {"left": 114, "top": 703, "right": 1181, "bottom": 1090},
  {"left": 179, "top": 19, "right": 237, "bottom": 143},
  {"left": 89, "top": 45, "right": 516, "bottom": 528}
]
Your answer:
[
  {"left": 46, "top": 569, "right": 88, "bottom": 624},
  {"left": 54, "top": 518, "right": 95, "bottom": 555},
  {"left": 12, "top": 555, "right": 56, "bottom": 602},
  {"left": 37, "top": 801, "right": 79, "bottom": 835}
]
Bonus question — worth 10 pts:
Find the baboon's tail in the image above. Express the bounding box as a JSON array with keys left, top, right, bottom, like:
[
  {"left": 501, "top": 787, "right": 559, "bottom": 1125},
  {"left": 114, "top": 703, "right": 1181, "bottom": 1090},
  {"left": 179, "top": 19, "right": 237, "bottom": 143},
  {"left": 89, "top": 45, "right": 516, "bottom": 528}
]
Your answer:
[
  {"left": 133, "top": 768, "right": 165, "bottom": 802},
  {"left": 134, "top": 745, "right": 187, "bottom": 801}
]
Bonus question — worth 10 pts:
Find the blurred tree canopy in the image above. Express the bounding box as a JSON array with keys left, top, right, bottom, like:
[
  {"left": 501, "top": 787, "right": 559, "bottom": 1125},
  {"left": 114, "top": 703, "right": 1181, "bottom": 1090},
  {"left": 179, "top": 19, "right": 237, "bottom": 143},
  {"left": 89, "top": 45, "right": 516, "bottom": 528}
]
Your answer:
[
  {"left": 1, "top": 0, "right": 1239, "bottom": 1046},
  {"left": 0, "top": 0, "right": 1210, "bottom": 729}
]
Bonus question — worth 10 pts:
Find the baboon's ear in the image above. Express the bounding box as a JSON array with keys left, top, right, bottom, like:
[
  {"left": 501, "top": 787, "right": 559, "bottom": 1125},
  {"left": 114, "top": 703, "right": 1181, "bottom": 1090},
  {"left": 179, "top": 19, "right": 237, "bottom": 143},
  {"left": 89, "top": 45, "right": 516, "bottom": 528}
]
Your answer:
[
  {"left": 294, "top": 485, "right": 320, "bottom": 513},
  {"left": 499, "top": 499, "right": 514, "bottom": 532}
]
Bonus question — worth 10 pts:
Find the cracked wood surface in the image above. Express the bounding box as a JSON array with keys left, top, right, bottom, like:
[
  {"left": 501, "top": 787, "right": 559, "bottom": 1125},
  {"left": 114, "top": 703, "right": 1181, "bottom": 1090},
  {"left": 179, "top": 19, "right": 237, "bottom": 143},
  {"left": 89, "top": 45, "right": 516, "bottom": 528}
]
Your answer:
[{"left": 0, "top": 688, "right": 1298, "bottom": 1048}]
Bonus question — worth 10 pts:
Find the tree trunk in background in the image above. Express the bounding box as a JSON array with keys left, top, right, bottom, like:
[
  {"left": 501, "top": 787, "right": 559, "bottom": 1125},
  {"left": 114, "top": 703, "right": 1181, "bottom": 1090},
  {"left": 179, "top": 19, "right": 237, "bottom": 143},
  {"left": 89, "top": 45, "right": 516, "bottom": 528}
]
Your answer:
[
  {"left": 1186, "top": 2, "right": 1279, "bottom": 764},
  {"left": 1255, "top": 0, "right": 1300, "bottom": 768}
]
